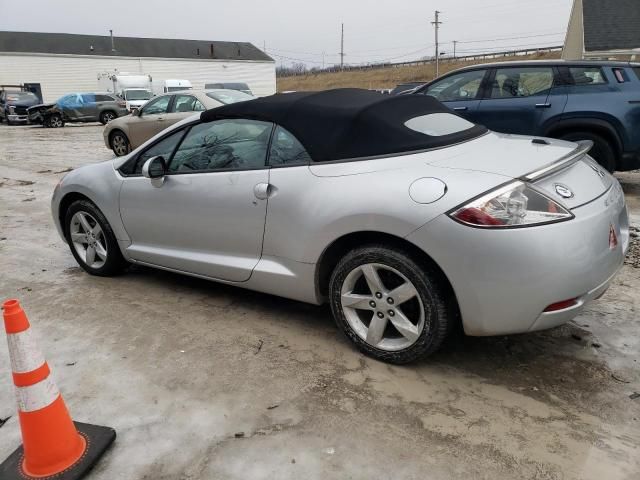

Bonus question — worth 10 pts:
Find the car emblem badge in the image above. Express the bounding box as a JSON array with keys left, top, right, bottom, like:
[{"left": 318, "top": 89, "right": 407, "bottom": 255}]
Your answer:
[
  {"left": 554, "top": 183, "right": 574, "bottom": 199},
  {"left": 609, "top": 224, "right": 618, "bottom": 250}
]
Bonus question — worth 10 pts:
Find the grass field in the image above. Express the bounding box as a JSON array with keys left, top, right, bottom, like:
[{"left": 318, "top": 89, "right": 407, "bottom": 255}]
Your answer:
[{"left": 277, "top": 51, "right": 561, "bottom": 92}]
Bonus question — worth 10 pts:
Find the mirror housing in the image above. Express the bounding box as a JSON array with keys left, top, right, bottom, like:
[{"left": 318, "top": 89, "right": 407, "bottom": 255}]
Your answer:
[
  {"left": 142, "top": 156, "right": 166, "bottom": 186},
  {"left": 132, "top": 108, "right": 140, "bottom": 117}
]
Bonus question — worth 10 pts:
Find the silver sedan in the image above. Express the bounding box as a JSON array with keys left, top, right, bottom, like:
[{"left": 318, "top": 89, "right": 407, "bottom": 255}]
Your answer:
[{"left": 52, "top": 89, "right": 629, "bottom": 363}]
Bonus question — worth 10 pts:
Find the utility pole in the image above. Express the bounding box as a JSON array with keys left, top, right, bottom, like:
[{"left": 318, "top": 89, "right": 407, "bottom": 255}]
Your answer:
[
  {"left": 322, "top": 51, "right": 326, "bottom": 70},
  {"left": 109, "top": 29, "right": 115, "bottom": 52},
  {"left": 340, "top": 23, "right": 345, "bottom": 70},
  {"left": 263, "top": 40, "right": 266, "bottom": 54},
  {"left": 453, "top": 40, "right": 457, "bottom": 59},
  {"left": 431, "top": 11, "right": 442, "bottom": 77}
]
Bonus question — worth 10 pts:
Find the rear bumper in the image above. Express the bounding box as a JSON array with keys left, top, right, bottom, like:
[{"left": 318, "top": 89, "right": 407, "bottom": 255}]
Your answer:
[{"left": 406, "top": 181, "right": 629, "bottom": 336}]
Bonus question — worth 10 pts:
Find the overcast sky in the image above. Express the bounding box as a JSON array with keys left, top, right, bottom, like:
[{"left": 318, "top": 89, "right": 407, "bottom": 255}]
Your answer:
[{"left": 0, "top": 0, "right": 573, "bottom": 67}]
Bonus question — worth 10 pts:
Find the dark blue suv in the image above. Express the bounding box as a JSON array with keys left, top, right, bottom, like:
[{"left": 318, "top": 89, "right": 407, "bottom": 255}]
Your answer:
[{"left": 413, "top": 60, "right": 640, "bottom": 172}]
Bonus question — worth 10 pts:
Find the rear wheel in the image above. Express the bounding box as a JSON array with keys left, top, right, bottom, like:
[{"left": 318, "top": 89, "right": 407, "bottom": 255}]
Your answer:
[
  {"left": 329, "top": 245, "right": 450, "bottom": 364},
  {"left": 64, "top": 200, "right": 128, "bottom": 276},
  {"left": 558, "top": 131, "right": 616, "bottom": 172},
  {"left": 100, "top": 111, "right": 116, "bottom": 125},
  {"left": 109, "top": 131, "right": 130, "bottom": 156}
]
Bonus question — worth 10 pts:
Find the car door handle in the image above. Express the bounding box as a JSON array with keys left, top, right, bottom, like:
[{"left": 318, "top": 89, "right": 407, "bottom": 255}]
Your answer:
[
  {"left": 157, "top": 117, "right": 165, "bottom": 121},
  {"left": 453, "top": 107, "right": 468, "bottom": 111},
  {"left": 253, "top": 183, "right": 273, "bottom": 200},
  {"left": 535, "top": 103, "right": 551, "bottom": 108}
]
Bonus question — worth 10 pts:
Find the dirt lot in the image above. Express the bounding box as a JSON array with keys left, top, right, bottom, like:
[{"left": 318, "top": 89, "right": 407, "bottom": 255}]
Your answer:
[{"left": 1, "top": 123, "right": 639, "bottom": 480}]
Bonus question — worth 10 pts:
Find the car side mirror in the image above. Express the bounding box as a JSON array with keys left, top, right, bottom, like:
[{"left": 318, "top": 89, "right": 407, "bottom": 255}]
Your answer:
[
  {"left": 132, "top": 108, "right": 140, "bottom": 117},
  {"left": 142, "top": 156, "right": 166, "bottom": 186}
]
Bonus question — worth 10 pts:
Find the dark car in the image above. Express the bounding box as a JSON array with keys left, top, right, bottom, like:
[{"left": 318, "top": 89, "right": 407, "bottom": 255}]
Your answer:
[
  {"left": 390, "top": 82, "right": 427, "bottom": 95},
  {"left": 204, "top": 82, "right": 253, "bottom": 96},
  {"left": 0, "top": 90, "right": 40, "bottom": 125},
  {"left": 27, "top": 92, "right": 129, "bottom": 128},
  {"left": 413, "top": 60, "right": 640, "bottom": 171}
]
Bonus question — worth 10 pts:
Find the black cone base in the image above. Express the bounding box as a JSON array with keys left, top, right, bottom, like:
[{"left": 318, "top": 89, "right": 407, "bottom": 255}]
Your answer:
[{"left": 0, "top": 422, "right": 116, "bottom": 480}]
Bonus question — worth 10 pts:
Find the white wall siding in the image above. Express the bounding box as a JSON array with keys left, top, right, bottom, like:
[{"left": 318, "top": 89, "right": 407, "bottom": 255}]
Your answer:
[{"left": 0, "top": 53, "right": 276, "bottom": 102}]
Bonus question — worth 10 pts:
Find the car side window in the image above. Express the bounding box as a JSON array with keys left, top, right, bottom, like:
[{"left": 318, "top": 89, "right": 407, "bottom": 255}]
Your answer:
[
  {"left": 490, "top": 67, "right": 554, "bottom": 98},
  {"left": 95, "top": 94, "right": 114, "bottom": 102},
  {"left": 168, "top": 119, "right": 272, "bottom": 173},
  {"left": 173, "top": 95, "right": 204, "bottom": 113},
  {"left": 142, "top": 96, "right": 171, "bottom": 116},
  {"left": 423, "top": 70, "right": 485, "bottom": 101},
  {"left": 269, "top": 126, "right": 312, "bottom": 165},
  {"left": 121, "top": 129, "right": 187, "bottom": 175},
  {"left": 81, "top": 94, "right": 96, "bottom": 104},
  {"left": 568, "top": 67, "right": 607, "bottom": 85}
]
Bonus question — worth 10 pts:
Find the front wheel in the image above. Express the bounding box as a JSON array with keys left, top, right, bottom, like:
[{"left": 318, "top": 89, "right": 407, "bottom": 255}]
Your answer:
[
  {"left": 109, "top": 131, "right": 130, "bottom": 156},
  {"left": 329, "top": 245, "right": 451, "bottom": 364},
  {"left": 64, "top": 200, "right": 128, "bottom": 276},
  {"left": 47, "top": 113, "right": 64, "bottom": 128}
]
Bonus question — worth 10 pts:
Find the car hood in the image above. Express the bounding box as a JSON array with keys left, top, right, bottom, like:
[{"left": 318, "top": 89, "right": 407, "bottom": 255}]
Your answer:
[
  {"left": 27, "top": 103, "right": 56, "bottom": 111},
  {"left": 7, "top": 100, "right": 40, "bottom": 107}
]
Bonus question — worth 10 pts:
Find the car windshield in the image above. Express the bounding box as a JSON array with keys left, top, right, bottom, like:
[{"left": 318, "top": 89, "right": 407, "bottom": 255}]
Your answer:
[
  {"left": 125, "top": 90, "right": 152, "bottom": 101},
  {"left": 206, "top": 90, "right": 253, "bottom": 104},
  {"left": 6, "top": 92, "right": 37, "bottom": 101}
]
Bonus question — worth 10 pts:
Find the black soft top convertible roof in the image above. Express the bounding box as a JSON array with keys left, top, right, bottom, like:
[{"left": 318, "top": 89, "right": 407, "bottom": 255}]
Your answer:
[{"left": 200, "top": 88, "right": 487, "bottom": 162}]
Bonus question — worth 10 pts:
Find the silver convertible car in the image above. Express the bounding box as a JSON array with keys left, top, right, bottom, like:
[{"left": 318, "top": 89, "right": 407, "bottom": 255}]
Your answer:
[{"left": 52, "top": 89, "right": 629, "bottom": 363}]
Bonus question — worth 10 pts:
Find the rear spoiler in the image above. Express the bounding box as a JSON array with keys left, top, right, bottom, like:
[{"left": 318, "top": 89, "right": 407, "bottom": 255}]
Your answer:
[{"left": 521, "top": 140, "right": 594, "bottom": 182}]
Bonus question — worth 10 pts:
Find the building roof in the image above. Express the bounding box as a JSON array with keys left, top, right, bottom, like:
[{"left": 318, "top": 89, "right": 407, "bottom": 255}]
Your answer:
[
  {"left": 201, "top": 88, "right": 487, "bottom": 162},
  {"left": 583, "top": 0, "right": 640, "bottom": 52},
  {"left": 0, "top": 31, "right": 273, "bottom": 62}
]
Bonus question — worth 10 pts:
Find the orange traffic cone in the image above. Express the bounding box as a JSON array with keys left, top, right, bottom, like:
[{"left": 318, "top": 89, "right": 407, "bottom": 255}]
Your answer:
[{"left": 0, "top": 299, "right": 116, "bottom": 479}]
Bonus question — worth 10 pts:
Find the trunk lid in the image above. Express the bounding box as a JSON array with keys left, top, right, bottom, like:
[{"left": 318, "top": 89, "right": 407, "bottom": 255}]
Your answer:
[{"left": 430, "top": 133, "right": 613, "bottom": 209}]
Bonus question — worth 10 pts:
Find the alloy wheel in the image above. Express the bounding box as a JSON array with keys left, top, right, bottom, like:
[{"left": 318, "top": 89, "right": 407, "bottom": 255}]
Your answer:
[
  {"left": 49, "top": 115, "right": 63, "bottom": 128},
  {"left": 111, "top": 134, "right": 128, "bottom": 156},
  {"left": 340, "top": 263, "right": 426, "bottom": 351},
  {"left": 103, "top": 112, "right": 115, "bottom": 123},
  {"left": 69, "top": 211, "right": 108, "bottom": 269}
]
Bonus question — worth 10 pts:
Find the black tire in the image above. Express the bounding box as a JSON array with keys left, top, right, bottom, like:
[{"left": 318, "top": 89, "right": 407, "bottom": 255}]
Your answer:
[
  {"left": 329, "top": 245, "right": 450, "bottom": 364},
  {"left": 558, "top": 131, "right": 616, "bottom": 172},
  {"left": 100, "top": 110, "right": 116, "bottom": 125},
  {"left": 47, "top": 113, "right": 64, "bottom": 128},
  {"left": 109, "top": 130, "right": 130, "bottom": 157},
  {"left": 63, "top": 200, "right": 128, "bottom": 276}
]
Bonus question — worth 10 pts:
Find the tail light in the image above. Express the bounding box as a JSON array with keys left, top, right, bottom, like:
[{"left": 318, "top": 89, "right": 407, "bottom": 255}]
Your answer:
[
  {"left": 544, "top": 298, "right": 578, "bottom": 312},
  {"left": 450, "top": 181, "right": 574, "bottom": 228},
  {"left": 117, "top": 101, "right": 127, "bottom": 108}
]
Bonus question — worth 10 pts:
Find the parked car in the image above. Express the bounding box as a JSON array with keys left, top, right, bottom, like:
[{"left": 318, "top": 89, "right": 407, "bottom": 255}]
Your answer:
[
  {"left": 391, "top": 82, "right": 427, "bottom": 95},
  {"left": 0, "top": 90, "right": 40, "bottom": 124},
  {"left": 204, "top": 82, "right": 253, "bottom": 95},
  {"left": 413, "top": 60, "right": 640, "bottom": 172},
  {"left": 27, "top": 93, "right": 128, "bottom": 128},
  {"left": 103, "top": 89, "right": 253, "bottom": 156},
  {"left": 52, "top": 89, "right": 628, "bottom": 364}
]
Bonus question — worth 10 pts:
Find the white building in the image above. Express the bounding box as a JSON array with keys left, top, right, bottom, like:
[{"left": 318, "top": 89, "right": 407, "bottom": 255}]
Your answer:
[
  {"left": 0, "top": 31, "right": 276, "bottom": 102},
  {"left": 563, "top": 0, "right": 640, "bottom": 60}
]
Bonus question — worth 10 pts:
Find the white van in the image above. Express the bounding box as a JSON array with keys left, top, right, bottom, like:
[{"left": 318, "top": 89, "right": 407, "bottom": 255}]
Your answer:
[{"left": 163, "top": 79, "right": 193, "bottom": 93}]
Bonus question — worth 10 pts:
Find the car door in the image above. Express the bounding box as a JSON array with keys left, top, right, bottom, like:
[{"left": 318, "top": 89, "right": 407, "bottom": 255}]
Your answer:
[
  {"left": 169, "top": 94, "right": 207, "bottom": 124},
  {"left": 118, "top": 118, "right": 273, "bottom": 281},
  {"left": 58, "top": 94, "right": 85, "bottom": 121},
  {"left": 127, "top": 95, "right": 173, "bottom": 148},
  {"left": 80, "top": 94, "right": 99, "bottom": 121},
  {"left": 474, "top": 66, "right": 566, "bottom": 135},
  {"left": 415, "top": 68, "right": 488, "bottom": 122}
]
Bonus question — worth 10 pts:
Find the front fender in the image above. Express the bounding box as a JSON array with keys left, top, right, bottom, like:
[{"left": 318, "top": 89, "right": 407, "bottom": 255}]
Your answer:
[{"left": 52, "top": 161, "right": 128, "bottom": 242}]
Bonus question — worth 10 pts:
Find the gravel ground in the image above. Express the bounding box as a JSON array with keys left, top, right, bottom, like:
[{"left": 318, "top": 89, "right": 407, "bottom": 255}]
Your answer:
[{"left": 1, "top": 123, "right": 639, "bottom": 480}]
